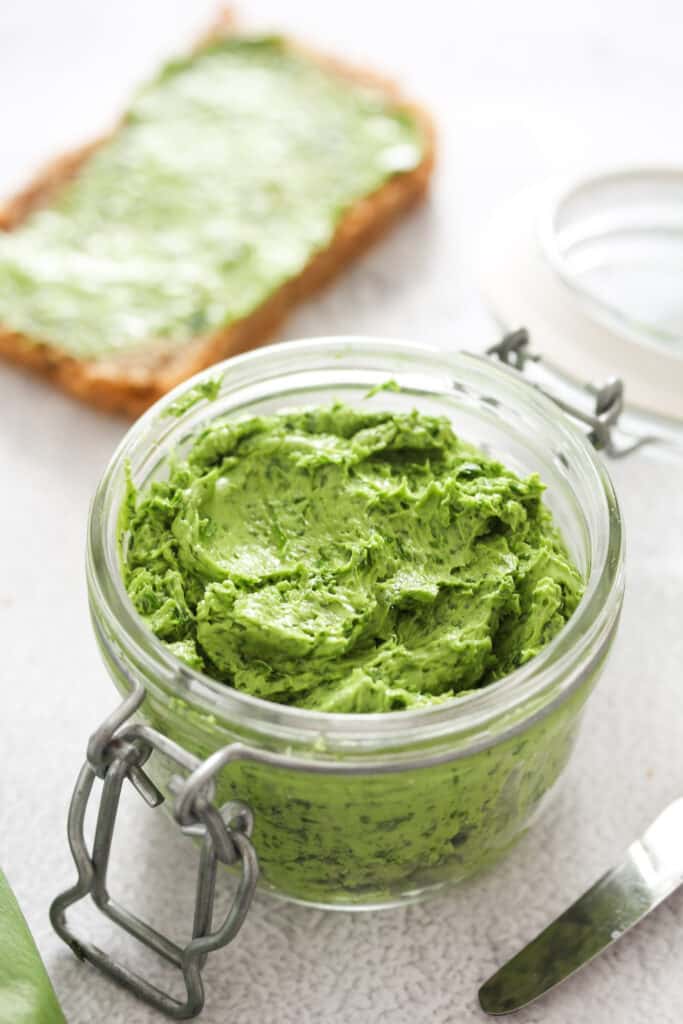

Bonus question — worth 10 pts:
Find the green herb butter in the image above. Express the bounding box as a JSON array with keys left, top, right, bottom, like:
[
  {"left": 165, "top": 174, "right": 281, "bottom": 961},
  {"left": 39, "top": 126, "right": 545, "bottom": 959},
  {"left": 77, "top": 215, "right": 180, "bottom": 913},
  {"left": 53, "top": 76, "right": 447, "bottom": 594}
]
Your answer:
[
  {"left": 122, "top": 404, "right": 584, "bottom": 712},
  {"left": 141, "top": 688, "right": 589, "bottom": 903},
  {"left": 0, "top": 38, "right": 424, "bottom": 358}
]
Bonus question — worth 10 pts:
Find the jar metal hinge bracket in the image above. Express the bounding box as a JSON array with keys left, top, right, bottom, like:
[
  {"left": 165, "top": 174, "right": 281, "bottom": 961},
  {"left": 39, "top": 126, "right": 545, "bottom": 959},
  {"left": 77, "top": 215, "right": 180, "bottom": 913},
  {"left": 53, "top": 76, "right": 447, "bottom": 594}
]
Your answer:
[
  {"left": 486, "top": 327, "right": 653, "bottom": 457},
  {"left": 50, "top": 681, "right": 259, "bottom": 1020}
]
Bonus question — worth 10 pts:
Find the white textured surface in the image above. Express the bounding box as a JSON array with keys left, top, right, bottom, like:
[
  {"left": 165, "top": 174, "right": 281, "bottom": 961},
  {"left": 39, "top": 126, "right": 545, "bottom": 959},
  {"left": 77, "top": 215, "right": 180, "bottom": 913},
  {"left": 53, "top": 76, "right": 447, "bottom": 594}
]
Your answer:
[{"left": 1, "top": 3, "right": 683, "bottom": 1022}]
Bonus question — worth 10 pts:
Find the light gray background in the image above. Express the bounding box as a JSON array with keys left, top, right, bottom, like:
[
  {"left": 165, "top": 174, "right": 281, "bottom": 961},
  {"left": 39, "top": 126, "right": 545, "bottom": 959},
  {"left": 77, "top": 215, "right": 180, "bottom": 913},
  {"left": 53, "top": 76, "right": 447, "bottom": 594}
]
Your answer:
[{"left": 1, "top": 2, "right": 682, "bottom": 1022}]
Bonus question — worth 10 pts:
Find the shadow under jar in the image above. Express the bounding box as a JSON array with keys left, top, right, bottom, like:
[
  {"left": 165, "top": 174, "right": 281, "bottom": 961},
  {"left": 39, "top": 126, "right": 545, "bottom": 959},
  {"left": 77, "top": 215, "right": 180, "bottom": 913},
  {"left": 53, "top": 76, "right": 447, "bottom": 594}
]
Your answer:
[{"left": 87, "top": 337, "right": 624, "bottom": 909}]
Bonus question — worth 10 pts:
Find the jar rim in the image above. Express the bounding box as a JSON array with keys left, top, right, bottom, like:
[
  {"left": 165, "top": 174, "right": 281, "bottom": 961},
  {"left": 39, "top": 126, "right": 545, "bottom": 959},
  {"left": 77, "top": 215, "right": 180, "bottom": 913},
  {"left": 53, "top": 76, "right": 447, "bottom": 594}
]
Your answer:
[{"left": 87, "top": 336, "right": 624, "bottom": 750}]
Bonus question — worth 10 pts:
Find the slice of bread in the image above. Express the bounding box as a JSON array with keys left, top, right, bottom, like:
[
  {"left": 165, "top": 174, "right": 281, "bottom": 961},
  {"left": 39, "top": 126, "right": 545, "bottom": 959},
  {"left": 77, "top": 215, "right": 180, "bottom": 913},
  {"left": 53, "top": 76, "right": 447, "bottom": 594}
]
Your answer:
[{"left": 0, "top": 13, "right": 435, "bottom": 416}]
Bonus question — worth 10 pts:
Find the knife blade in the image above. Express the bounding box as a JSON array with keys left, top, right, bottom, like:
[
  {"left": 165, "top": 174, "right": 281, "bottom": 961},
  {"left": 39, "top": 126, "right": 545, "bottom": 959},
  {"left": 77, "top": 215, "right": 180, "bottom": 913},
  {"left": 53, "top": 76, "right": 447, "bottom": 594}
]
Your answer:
[{"left": 479, "top": 797, "right": 683, "bottom": 1015}]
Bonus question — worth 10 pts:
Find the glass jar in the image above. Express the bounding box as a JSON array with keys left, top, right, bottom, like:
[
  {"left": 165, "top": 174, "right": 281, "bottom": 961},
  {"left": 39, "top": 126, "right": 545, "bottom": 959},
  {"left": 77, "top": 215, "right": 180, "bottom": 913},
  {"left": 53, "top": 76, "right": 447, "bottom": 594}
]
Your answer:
[{"left": 86, "top": 337, "right": 624, "bottom": 909}]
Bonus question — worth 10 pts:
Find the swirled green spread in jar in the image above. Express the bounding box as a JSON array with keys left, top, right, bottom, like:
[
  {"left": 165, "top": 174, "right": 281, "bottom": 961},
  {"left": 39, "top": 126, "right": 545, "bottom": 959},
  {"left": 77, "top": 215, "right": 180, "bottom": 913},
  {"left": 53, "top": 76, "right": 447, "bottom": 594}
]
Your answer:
[
  {"left": 0, "top": 38, "right": 424, "bottom": 358},
  {"left": 122, "top": 404, "right": 584, "bottom": 712}
]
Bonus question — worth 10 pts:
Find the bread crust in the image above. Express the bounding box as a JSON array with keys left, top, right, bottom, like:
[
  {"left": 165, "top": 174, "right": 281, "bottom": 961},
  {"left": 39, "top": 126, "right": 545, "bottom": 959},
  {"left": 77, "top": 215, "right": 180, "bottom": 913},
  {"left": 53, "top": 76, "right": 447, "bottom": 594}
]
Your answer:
[{"left": 0, "top": 15, "right": 435, "bottom": 416}]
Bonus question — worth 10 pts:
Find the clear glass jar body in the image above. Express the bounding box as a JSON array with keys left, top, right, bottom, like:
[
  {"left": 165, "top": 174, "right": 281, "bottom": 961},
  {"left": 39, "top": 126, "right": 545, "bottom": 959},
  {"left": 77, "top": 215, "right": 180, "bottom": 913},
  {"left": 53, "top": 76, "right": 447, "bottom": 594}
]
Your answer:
[{"left": 87, "top": 338, "right": 624, "bottom": 908}]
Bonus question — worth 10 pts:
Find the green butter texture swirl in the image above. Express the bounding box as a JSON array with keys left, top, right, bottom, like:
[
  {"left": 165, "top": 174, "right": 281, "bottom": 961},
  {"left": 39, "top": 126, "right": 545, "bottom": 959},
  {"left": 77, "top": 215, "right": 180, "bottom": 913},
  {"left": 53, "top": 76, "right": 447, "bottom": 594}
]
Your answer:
[
  {"left": 122, "top": 404, "right": 584, "bottom": 712},
  {"left": 0, "top": 38, "right": 424, "bottom": 358}
]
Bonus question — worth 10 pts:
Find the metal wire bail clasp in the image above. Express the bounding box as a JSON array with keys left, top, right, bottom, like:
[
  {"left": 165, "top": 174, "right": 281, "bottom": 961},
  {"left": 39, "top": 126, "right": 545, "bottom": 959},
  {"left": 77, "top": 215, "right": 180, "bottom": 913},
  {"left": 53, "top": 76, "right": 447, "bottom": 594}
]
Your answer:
[
  {"left": 486, "top": 328, "right": 653, "bottom": 457},
  {"left": 50, "top": 681, "right": 259, "bottom": 1020}
]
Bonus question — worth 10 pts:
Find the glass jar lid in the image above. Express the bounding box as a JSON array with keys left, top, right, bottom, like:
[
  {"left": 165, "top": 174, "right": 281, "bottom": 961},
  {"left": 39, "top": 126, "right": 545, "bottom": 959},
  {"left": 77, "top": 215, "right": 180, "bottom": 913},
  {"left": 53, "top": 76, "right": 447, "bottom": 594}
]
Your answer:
[
  {"left": 543, "top": 168, "right": 683, "bottom": 356},
  {"left": 478, "top": 166, "right": 683, "bottom": 424}
]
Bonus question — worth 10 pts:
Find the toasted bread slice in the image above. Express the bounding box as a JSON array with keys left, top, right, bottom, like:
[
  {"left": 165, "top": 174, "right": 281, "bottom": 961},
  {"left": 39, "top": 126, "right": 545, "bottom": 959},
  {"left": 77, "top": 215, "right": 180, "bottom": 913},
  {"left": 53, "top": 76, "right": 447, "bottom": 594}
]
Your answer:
[{"left": 0, "top": 13, "right": 435, "bottom": 416}]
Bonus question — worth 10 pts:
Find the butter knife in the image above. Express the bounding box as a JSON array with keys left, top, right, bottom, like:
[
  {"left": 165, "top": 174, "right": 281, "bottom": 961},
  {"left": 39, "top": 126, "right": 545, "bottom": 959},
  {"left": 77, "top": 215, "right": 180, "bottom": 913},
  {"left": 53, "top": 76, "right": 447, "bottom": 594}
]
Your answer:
[{"left": 479, "top": 798, "right": 683, "bottom": 1015}]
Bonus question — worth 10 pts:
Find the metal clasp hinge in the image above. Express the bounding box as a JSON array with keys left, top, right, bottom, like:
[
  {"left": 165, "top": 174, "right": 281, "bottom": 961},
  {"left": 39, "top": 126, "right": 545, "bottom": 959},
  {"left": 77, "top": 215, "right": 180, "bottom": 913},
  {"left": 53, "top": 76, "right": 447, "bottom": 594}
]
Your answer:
[
  {"left": 50, "top": 683, "right": 258, "bottom": 1020},
  {"left": 486, "top": 328, "right": 653, "bottom": 458}
]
